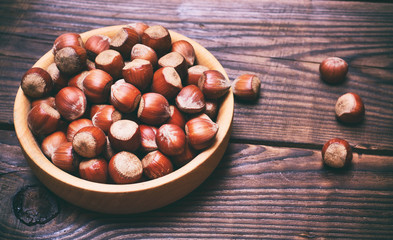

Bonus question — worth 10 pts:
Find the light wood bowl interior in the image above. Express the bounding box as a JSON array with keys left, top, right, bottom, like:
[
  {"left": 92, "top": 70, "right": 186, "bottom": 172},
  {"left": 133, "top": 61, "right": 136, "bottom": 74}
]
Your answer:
[{"left": 13, "top": 25, "right": 233, "bottom": 214}]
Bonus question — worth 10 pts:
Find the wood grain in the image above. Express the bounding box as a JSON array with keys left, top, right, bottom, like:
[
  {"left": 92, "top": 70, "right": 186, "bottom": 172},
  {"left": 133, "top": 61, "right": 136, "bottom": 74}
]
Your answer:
[
  {"left": 1, "top": 131, "right": 393, "bottom": 239},
  {"left": 1, "top": 0, "right": 392, "bottom": 151}
]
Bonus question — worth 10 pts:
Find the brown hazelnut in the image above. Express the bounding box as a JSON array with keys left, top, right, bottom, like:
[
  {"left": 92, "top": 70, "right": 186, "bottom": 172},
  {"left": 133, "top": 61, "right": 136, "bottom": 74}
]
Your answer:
[
  {"left": 322, "top": 138, "right": 352, "bottom": 168},
  {"left": 320, "top": 57, "right": 348, "bottom": 84},
  {"left": 335, "top": 92, "right": 365, "bottom": 124}
]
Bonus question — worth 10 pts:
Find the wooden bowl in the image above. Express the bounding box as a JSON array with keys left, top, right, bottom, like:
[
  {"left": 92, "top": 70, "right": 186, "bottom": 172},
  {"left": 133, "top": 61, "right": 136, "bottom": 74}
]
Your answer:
[{"left": 13, "top": 25, "right": 234, "bottom": 214}]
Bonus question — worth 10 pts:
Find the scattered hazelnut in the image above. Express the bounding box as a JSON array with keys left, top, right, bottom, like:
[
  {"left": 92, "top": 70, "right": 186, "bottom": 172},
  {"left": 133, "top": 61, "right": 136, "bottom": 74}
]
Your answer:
[
  {"left": 322, "top": 138, "right": 352, "bottom": 168},
  {"left": 335, "top": 92, "right": 365, "bottom": 124},
  {"left": 319, "top": 57, "right": 348, "bottom": 84},
  {"left": 232, "top": 74, "right": 261, "bottom": 101}
]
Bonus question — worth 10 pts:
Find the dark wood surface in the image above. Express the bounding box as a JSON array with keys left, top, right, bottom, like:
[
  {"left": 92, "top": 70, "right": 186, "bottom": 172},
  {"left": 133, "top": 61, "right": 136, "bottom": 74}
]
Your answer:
[{"left": 1, "top": 0, "right": 393, "bottom": 239}]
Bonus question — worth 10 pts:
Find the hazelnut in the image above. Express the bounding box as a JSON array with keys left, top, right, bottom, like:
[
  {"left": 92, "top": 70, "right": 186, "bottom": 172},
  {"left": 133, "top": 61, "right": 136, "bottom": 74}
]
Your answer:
[
  {"left": 139, "top": 125, "right": 158, "bottom": 152},
  {"left": 165, "top": 105, "right": 186, "bottom": 129},
  {"left": 198, "top": 70, "right": 230, "bottom": 99},
  {"left": 27, "top": 103, "right": 60, "bottom": 136},
  {"left": 21, "top": 67, "right": 53, "bottom": 99},
  {"left": 187, "top": 65, "right": 209, "bottom": 86},
  {"left": 55, "top": 86, "right": 87, "bottom": 121},
  {"left": 68, "top": 70, "right": 89, "bottom": 91},
  {"left": 232, "top": 74, "right": 261, "bottom": 101},
  {"left": 66, "top": 118, "right": 93, "bottom": 142},
  {"left": 322, "top": 138, "right": 352, "bottom": 168},
  {"left": 204, "top": 100, "right": 218, "bottom": 120},
  {"left": 122, "top": 59, "right": 154, "bottom": 92},
  {"left": 158, "top": 52, "right": 188, "bottom": 80},
  {"left": 175, "top": 84, "right": 205, "bottom": 114},
  {"left": 52, "top": 142, "right": 80, "bottom": 173},
  {"left": 151, "top": 66, "right": 182, "bottom": 100},
  {"left": 335, "top": 92, "right": 365, "bottom": 124},
  {"left": 110, "top": 27, "right": 139, "bottom": 59},
  {"left": 108, "top": 120, "right": 141, "bottom": 152},
  {"left": 72, "top": 126, "right": 106, "bottom": 158},
  {"left": 141, "top": 25, "right": 172, "bottom": 57},
  {"left": 46, "top": 63, "right": 68, "bottom": 92},
  {"left": 95, "top": 49, "right": 125, "bottom": 80},
  {"left": 185, "top": 114, "right": 219, "bottom": 150},
  {"left": 110, "top": 79, "right": 141, "bottom": 113},
  {"left": 130, "top": 43, "right": 158, "bottom": 68},
  {"left": 156, "top": 124, "right": 186, "bottom": 156},
  {"left": 109, "top": 151, "right": 143, "bottom": 184},
  {"left": 320, "top": 57, "right": 348, "bottom": 84},
  {"left": 52, "top": 33, "right": 83, "bottom": 55},
  {"left": 127, "top": 22, "right": 149, "bottom": 37},
  {"left": 84, "top": 35, "right": 111, "bottom": 60},
  {"left": 171, "top": 40, "right": 195, "bottom": 67},
  {"left": 137, "top": 92, "right": 170, "bottom": 125},
  {"left": 54, "top": 45, "right": 87, "bottom": 75},
  {"left": 41, "top": 131, "right": 68, "bottom": 159},
  {"left": 31, "top": 96, "right": 56, "bottom": 109},
  {"left": 83, "top": 69, "right": 113, "bottom": 103},
  {"left": 172, "top": 140, "right": 196, "bottom": 168},
  {"left": 79, "top": 158, "right": 108, "bottom": 183},
  {"left": 91, "top": 104, "right": 122, "bottom": 134},
  {"left": 141, "top": 150, "right": 173, "bottom": 179}
]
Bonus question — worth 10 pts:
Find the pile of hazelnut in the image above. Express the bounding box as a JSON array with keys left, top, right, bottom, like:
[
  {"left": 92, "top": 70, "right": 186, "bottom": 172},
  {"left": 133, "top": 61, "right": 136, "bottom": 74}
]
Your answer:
[
  {"left": 319, "top": 57, "right": 365, "bottom": 168},
  {"left": 21, "top": 23, "right": 236, "bottom": 184}
]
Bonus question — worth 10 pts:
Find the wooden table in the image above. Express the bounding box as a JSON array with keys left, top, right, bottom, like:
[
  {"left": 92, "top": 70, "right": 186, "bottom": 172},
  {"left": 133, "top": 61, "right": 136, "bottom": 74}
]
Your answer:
[{"left": 1, "top": 0, "right": 393, "bottom": 238}]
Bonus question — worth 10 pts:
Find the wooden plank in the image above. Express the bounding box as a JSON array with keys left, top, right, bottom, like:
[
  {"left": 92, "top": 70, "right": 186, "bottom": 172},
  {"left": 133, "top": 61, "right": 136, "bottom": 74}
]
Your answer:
[
  {"left": 0, "top": 0, "right": 392, "bottom": 150},
  {"left": 1, "top": 130, "right": 392, "bottom": 239}
]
